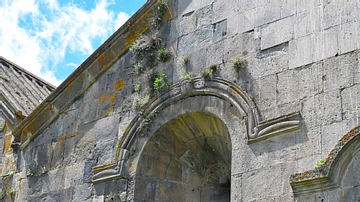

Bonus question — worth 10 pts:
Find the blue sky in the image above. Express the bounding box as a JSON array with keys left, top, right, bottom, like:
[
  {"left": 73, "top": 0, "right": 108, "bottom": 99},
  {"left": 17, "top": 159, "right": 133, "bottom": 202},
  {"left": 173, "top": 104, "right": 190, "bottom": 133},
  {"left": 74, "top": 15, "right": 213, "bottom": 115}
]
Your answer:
[{"left": 0, "top": 0, "right": 146, "bottom": 86}]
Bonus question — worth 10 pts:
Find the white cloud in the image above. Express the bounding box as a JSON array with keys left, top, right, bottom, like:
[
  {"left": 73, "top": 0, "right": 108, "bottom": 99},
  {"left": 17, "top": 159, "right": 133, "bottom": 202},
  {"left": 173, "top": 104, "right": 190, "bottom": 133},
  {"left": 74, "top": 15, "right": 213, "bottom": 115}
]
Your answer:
[
  {"left": 0, "top": 0, "right": 131, "bottom": 86},
  {"left": 114, "top": 12, "right": 130, "bottom": 31}
]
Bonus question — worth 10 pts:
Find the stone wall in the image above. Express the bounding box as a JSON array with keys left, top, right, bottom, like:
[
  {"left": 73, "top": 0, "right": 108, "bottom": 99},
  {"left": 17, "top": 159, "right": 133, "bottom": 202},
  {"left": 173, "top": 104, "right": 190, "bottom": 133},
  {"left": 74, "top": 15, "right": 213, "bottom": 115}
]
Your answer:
[{"left": 4, "top": 0, "right": 360, "bottom": 201}]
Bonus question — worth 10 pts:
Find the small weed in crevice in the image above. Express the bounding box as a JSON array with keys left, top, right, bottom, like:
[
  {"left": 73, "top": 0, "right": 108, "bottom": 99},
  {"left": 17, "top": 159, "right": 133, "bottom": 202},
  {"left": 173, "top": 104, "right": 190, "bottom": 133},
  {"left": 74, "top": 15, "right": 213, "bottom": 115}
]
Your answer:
[
  {"left": 231, "top": 57, "right": 247, "bottom": 71},
  {"left": 26, "top": 168, "right": 35, "bottom": 177},
  {"left": 74, "top": 92, "right": 84, "bottom": 101},
  {"left": 134, "top": 82, "right": 142, "bottom": 92},
  {"left": 132, "top": 94, "right": 150, "bottom": 111},
  {"left": 178, "top": 55, "right": 189, "bottom": 67},
  {"left": 0, "top": 74, "right": 9, "bottom": 82},
  {"left": 6, "top": 188, "right": 13, "bottom": 196},
  {"left": 315, "top": 158, "right": 326, "bottom": 169},
  {"left": 152, "top": 0, "right": 168, "bottom": 29},
  {"left": 157, "top": 44, "right": 171, "bottom": 62},
  {"left": 181, "top": 72, "right": 194, "bottom": 80},
  {"left": 202, "top": 65, "right": 219, "bottom": 80},
  {"left": 153, "top": 72, "right": 170, "bottom": 93},
  {"left": 133, "top": 62, "right": 145, "bottom": 75}
]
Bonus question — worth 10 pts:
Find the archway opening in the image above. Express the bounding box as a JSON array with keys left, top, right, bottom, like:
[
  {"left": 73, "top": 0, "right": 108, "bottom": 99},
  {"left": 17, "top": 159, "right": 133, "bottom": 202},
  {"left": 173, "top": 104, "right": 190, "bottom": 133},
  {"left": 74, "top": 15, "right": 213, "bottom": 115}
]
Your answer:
[{"left": 134, "top": 112, "right": 232, "bottom": 201}]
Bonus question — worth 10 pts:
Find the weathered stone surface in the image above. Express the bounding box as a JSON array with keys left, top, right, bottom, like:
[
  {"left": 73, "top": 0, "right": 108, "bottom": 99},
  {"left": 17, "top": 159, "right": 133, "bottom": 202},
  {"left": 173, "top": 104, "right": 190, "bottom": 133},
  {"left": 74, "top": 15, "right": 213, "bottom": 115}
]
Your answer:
[
  {"left": 261, "top": 16, "right": 293, "bottom": 50},
  {"left": 6, "top": 0, "right": 360, "bottom": 201}
]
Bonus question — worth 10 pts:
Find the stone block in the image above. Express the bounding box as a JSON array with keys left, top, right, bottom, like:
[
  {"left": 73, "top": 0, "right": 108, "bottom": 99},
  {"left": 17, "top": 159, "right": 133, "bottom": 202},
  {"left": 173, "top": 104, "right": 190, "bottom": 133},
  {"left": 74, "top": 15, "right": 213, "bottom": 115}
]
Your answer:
[
  {"left": 296, "top": 0, "right": 316, "bottom": 13},
  {"left": 241, "top": 165, "right": 282, "bottom": 201},
  {"left": 341, "top": 0, "right": 358, "bottom": 24},
  {"left": 176, "top": 11, "right": 196, "bottom": 37},
  {"left": 261, "top": 16, "right": 293, "bottom": 50},
  {"left": 289, "top": 34, "right": 314, "bottom": 69},
  {"left": 294, "top": 10, "right": 316, "bottom": 39},
  {"left": 280, "top": 0, "right": 296, "bottom": 18},
  {"left": 73, "top": 183, "right": 92, "bottom": 202},
  {"left": 223, "top": 31, "right": 259, "bottom": 62},
  {"left": 177, "top": 26, "right": 213, "bottom": 54},
  {"left": 230, "top": 175, "right": 242, "bottom": 201},
  {"left": 212, "top": 19, "right": 227, "bottom": 43},
  {"left": 277, "top": 63, "right": 321, "bottom": 105},
  {"left": 322, "top": 1, "right": 341, "bottom": 29},
  {"left": 322, "top": 51, "right": 356, "bottom": 92},
  {"left": 295, "top": 127, "right": 321, "bottom": 160},
  {"left": 95, "top": 115, "right": 119, "bottom": 143},
  {"left": 206, "top": 40, "right": 224, "bottom": 66},
  {"left": 341, "top": 84, "right": 360, "bottom": 122},
  {"left": 255, "top": 2, "right": 281, "bottom": 27},
  {"left": 316, "top": 90, "right": 343, "bottom": 124},
  {"left": 178, "top": 0, "right": 212, "bottom": 16},
  {"left": 196, "top": 5, "right": 214, "bottom": 29},
  {"left": 64, "top": 163, "right": 84, "bottom": 188},
  {"left": 236, "top": 9, "right": 257, "bottom": 34},
  {"left": 322, "top": 121, "right": 348, "bottom": 155},
  {"left": 339, "top": 21, "right": 358, "bottom": 54},
  {"left": 252, "top": 75, "right": 277, "bottom": 111}
]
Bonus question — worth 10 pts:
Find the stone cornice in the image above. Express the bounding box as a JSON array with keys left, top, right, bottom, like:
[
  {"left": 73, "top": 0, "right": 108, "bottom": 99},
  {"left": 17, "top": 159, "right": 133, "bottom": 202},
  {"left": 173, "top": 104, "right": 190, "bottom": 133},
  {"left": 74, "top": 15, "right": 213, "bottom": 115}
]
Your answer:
[{"left": 290, "top": 124, "right": 360, "bottom": 195}]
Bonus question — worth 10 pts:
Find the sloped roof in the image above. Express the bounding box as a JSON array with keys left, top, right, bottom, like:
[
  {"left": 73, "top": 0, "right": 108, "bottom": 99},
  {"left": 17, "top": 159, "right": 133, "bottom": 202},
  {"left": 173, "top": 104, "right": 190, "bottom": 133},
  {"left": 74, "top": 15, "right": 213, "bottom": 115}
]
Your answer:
[{"left": 0, "top": 56, "right": 55, "bottom": 118}]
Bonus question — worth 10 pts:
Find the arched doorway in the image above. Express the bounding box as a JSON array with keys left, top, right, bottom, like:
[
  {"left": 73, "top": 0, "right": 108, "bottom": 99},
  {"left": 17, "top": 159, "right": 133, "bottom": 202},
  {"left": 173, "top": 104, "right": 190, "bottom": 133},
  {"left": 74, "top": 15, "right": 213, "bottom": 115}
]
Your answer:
[{"left": 134, "top": 112, "right": 231, "bottom": 201}]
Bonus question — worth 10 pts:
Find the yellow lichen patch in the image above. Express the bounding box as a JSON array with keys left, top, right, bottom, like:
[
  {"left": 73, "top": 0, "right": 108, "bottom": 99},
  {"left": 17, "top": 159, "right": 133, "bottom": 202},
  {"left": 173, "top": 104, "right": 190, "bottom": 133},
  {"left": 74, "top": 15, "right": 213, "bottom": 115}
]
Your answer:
[
  {"left": 98, "top": 52, "right": 107, "bottom": 68},
  {"left": 108, "top": 106, "right": 114, "bottom": 114},
  {"left": 57, "top": 134, "right": 72, "bottom": 148},
  {"left": 112, "top": 78, "right": 125, "bottom": 92},
  {"left": 99, "top": 93, "right": 116, "bottom": 105},
  {"left": 66, "top": 81, "right": 75, "bottom": 93},
  {"left": 125, "top": 7, "right": 154, "bottom": 47},
  {"left": 4, "top": 134, "right": 13, "bottom": 154}
]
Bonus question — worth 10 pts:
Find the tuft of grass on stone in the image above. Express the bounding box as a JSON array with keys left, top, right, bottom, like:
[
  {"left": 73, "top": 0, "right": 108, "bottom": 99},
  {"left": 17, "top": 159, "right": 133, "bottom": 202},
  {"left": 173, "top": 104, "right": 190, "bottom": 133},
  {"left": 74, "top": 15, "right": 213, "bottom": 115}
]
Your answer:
[{"left": 231, "top": 57, "right": 247, "bottom": 71}]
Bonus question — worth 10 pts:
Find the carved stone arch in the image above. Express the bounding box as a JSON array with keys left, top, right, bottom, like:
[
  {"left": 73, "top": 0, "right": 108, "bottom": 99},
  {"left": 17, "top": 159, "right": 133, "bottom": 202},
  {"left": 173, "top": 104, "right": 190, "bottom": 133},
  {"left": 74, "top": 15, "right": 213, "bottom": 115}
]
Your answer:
[
  {"left": 92, "top": 77, "right": 301, "bottom": 184},
  {"left": 290, "top": 125, "right": 360, "bottom": 200}
]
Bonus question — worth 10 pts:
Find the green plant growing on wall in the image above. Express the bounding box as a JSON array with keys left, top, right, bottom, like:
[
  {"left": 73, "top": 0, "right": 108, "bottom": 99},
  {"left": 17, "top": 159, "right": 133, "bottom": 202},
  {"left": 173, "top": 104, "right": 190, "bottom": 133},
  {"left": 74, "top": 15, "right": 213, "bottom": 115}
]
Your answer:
[
  {"left": 179, "top": 55, "right": 189, "bottom": 67},
  {"left": 153, "top": 72, "right": 170, "bottom": 93},
  {"left": 0, "top": 190, "right": 3, "bottom": 198},
  {"left": 26, "top": 168, "right": 35, "bottom": 177},
  {"left": 315, "top": 158, "right": 327, "bottom": 169},
  {"left": 133, "top": 62, "right": 145, "bottom": 75},
  {"left": 143, "top": 111, "right": 158, "bottom": 125},
  {"left": 231, "top": 57, "right": 247, "bottom": 71},
  {"left": 152, "top": 0, "right": 168, "bottom": 29},
  {"left": 132, "top": 94, "right": 150, "bottom": 111},
  {"left": 41, "top": 166, "right": 48, "bottom": 174},
  {"left": 181, "top": 72, "right": 194, "bottom": 80},
  {"left": 0, "top": 74, "right": 9, "bottom": 81},
  {"left": 134, "top": 82, "right": 142, "bottom": 92},
  {"left": 202, "top": 65, "right": 219, "bottom": 80},
  {"left": 74, "top": 92, "right": 84, "bottom": 101},
  {"left": 157, "top": 44, "right": 171, "bottom": 62},
  {"left": 6, "top": 188, "right": 13, "bottom": 195}
]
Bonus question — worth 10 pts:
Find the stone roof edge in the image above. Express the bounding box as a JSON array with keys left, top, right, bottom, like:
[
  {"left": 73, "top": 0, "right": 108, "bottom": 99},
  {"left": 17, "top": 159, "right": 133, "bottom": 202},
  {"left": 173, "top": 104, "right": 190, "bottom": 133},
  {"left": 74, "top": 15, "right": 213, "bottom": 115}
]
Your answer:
[
  {"left": 13, "top": 0, "right": 158, "bottom": 146},
  {"left": 0, "top": 56, "right": 55, "bottom": 90}
]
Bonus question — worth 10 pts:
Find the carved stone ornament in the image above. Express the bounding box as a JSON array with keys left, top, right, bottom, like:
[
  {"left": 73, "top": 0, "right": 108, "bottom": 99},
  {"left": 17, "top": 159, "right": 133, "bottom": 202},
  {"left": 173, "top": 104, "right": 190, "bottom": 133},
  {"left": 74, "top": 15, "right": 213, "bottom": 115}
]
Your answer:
[
  {"left": 290, "top": 125, "right": 360, "bottom": 196},
  {"left": 0, "top": 118, "right": 5, "bottom": 132}
]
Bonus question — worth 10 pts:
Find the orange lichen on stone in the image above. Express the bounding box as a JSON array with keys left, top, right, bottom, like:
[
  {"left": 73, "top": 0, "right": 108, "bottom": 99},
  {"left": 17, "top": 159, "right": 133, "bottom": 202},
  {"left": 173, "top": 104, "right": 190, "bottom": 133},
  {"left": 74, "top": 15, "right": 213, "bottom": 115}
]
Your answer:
[
  {"left": 125, "top": 7, "right": 154, "bottom": 47},
  {"left": 66, "top": 81, "right": 74, "bottom": 93},
  {"left": 98, "top": 52, "right": 107, "bottom": 68},
  {"left": 112, "top": 78, "right": 125, "bottom": 92},
  {"left": 99, "top": 93, "right": 116, "bottom": 105},
  {"left": 4, "top": 135, "right": 13, "bottom": 154},
  {"left": 57, "top": 134, "right": 72, "bottom": 148}
]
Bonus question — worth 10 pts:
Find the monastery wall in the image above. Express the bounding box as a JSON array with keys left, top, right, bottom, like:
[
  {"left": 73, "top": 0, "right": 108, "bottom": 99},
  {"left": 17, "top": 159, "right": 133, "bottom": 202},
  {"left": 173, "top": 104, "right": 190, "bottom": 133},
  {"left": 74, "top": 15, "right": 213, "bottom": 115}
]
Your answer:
[{"left": 2, "top": 0, "right": 359, "bottom": 201}]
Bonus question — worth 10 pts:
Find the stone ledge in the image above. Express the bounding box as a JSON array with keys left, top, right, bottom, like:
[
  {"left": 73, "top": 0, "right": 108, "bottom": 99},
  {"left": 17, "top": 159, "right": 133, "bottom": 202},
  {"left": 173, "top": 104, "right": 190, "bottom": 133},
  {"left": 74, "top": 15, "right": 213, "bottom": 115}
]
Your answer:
[
  {"left": 290, "top": 124, "right": 360, "bottom": 196},
  {"left": 248, "top": 112, "right": 301, "bottom": 144}
]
